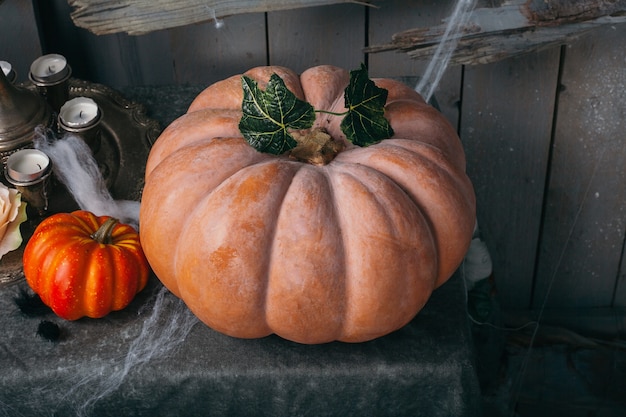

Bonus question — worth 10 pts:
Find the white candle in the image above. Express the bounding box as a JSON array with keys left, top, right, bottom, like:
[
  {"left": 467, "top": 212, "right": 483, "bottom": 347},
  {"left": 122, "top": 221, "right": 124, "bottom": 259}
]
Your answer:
[
  {"left": 0, "top": 60, "right": 16, "bottom": 84},
  {"left": 59, "top": 97, "right": 100, "bottom": 128},
  {"left": 6, "top": 149, "right": 51, "bottom": 183},
  {"left": 30, "top": 54, "right": 70, "bottom": 83},
  {"left": 0, "top": 61, "right": 12, "bottom": 76}
]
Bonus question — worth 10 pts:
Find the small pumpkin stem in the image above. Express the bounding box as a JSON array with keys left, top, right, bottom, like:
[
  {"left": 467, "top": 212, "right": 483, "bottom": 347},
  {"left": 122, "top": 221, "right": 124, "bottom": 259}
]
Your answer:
[{"left": 91, "top": 217, "right": 119, "bottom": 244}]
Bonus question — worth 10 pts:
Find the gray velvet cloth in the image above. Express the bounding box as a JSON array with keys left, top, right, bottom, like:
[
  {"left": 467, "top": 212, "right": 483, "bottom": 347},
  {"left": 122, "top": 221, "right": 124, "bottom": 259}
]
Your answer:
[
  {"left": 1, "top": 273, "right": 481, "bottom": 417},
  {"left": 0, "top": 85, "right": 482, "bottom": 417}
]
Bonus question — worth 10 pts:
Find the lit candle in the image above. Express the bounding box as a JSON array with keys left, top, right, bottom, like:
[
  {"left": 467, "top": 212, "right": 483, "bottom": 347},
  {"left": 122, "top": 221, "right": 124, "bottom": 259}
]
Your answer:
[
  {"left": 29, "top": 54, "right": 72, "bottom": 112},
  {"left": 5, "top": 149, "right": 51, "bottom": 183},
  {"left": 59, "top": 97, "right": 100, "bottom": 128},
  {"left": 4, "top": 149, "right": 53, "bottom": 215},
  {"left": 58, "top": 97, "right": 102, "bottom": 154},
  {"left": 29, "top": 54, "right": 70, "bottom": 83},
  {"left": 1, "top": 60, "right": 12, "bottom": 76}
]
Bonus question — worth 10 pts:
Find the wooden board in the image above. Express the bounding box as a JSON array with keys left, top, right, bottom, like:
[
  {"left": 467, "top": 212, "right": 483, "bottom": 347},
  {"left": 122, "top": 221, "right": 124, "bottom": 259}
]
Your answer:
[
  {"left": 36, "top": 0, "right": 268, "bottom": 88},
  {"left": 168, "top": 13, "right": 267, "bottom": 86},
  {"left": 0, "top": 0, "right": 42, "bottom": 82},
  {"left": 533, "top": 24, "right": 626, "bottom": 309},
  {"left": 33, "top": 0, "right": 176, "bottom": 88},
  {"left": 365, "top": 0, "right": 626, "bottom": 66},
  {"left": 84, "top": 32, "right": 175, "bottom": 87},
  {"left": 460, "top": 48, "right": 561, "bottom": 309},
  {"left": 66, "top": 0, "right": 373, "bottom": 35},
  {"left": 267, "top": 3, "right": 366, "bottom": 73},
  {"left": 367, "top": 0, "right": 463, "bottom": 127}
]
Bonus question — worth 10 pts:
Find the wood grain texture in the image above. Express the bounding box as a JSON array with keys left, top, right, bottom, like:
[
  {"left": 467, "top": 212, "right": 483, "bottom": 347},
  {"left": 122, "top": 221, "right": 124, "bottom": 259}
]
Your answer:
[
  {"left": 460, "top": 48, "right": 560, "bottom": 309},
  {"left": 169, "top": 13, "right": 267, "bottom": 86},
  {"left": 534, "top": 24, "right": 626, "bottom": 309},
  {"left": 366, "top": 0, "right": 626, "bottom": 66},
  {"left": 33, "top": 0, "right": 176, "bottom": 88},
  {"left": 367, "top": 0, "right": 463, "bottom": 128},
  {"left": 523, "top": 0, "right": 626, "bottom": 24},
  {"left": 67, "top": 0, "right": 377, "bottom": 35},
  {"left": 0, "top": 0, "right": 42, "bottom": 82},
  {"left": 267, "top": 3, "right": 366, "bottom": 73}
]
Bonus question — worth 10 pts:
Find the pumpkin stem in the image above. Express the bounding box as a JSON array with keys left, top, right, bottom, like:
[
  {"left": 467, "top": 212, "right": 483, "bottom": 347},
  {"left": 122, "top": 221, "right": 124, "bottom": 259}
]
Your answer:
[
  {"left": 91, "top": 217, "right": 119, "bottom": 245},
  {"left": 288, "top": 128, "right": 345, "bottom": 166}
]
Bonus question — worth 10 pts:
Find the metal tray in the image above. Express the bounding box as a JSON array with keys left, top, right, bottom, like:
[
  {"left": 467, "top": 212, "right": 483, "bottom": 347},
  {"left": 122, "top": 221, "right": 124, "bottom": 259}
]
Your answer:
[{"left": 0, "top": 78, "right": 160, "bottom": 287}]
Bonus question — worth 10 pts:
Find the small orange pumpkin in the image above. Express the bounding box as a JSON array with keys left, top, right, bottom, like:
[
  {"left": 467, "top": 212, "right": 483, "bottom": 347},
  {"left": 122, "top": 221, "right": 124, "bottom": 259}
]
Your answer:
[
  {"left": 23, "top": 210, "right": 150, "bottom": 320},
  {"left": 140, "top": 65, "right": 475, "bottom": 343}
]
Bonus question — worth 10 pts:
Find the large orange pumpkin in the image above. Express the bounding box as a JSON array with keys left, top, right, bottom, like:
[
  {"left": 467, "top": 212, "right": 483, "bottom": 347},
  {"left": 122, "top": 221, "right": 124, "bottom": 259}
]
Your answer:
[{"left": 139, "top": 65, "right": 475, "bottom": 344}]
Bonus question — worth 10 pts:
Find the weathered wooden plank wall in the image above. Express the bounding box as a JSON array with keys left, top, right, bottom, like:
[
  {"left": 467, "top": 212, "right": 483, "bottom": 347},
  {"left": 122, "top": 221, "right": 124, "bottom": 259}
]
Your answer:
[
  {"left": 1, "top": 0, "right": 625, "bottom": 317},
  {"left": 461, "top": 49, "right": 561, "bottom": 309},
  {"left": 0, "top": 0, "right": 41, "bottom": 79},
  {"left": 534, "top": 24, "right": 626, "bottom": 310},
  {"left": 268, "top": 4, "right": 365, "bottom": 71},
  {"left": 368, "top": 0, "right": 463, "bottom": 131}
]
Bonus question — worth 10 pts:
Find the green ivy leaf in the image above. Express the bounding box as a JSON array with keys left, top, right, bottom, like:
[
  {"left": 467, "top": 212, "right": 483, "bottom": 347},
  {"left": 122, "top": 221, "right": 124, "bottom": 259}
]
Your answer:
[
  {"left": 340, "top": 64, "right": 394, "bottom": 146},
  {"left": 239, "top": 74, "right": 315, "bottom": 155}
]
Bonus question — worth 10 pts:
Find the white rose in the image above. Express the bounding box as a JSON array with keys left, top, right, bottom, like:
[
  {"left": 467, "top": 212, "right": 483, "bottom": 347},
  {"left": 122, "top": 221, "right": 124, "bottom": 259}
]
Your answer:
[{"left": 0, "top": 183, "right": 28, "bottom": 259}]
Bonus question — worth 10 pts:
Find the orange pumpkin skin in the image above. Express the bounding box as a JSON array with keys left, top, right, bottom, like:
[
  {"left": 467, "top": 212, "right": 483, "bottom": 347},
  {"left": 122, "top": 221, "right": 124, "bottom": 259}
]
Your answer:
[
  {"left": 140, "top": 65, "right": 476, "bottom": 344},
  {"left": 23, "top": 210, "right": 150, "bottom": 320}
]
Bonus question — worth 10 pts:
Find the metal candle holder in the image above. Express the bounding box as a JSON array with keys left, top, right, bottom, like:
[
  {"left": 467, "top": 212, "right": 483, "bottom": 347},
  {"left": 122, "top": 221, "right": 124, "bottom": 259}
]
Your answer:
[
  {"left": 58, "top": 96, "right": 102, "bottom": 154},
  {"left": 28, "top": 53, "right": 72, "bottom": 114},
  {"left": 0, "top": 61, "right": 16, "bottom": 84},
  {"left": 0, "top": 61, "right": 52, "bottom": 164},
  {"left": 4, "top": 149, "right": 53, "bottom": 215}
]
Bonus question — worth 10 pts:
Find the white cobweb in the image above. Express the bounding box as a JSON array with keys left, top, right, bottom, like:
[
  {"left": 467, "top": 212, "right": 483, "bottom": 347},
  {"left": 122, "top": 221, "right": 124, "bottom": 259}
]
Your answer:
[{"left": 32, "top": 129, "right": 198, "bottom": 416}]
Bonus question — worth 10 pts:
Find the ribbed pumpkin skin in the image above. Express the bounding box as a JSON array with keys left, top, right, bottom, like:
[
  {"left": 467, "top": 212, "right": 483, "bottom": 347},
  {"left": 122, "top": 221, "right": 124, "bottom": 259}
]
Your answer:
[
  {"left": 139, "top": 65, "right": 476, "bottom": 344},
  {"left": 23, "top": 210, "right": 150, "bottom": 320}
]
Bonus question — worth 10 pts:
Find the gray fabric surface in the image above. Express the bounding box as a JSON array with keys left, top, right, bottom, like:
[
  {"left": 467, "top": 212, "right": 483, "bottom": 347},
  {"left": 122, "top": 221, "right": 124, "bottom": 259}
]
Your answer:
[{"left": 1, "top": 274, "right": 481, "bottom": 417}]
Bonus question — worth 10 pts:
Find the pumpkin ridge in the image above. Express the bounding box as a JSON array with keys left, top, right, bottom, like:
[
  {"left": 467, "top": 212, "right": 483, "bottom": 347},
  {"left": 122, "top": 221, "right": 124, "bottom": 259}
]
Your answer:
[
  {"left": 329, "top": 160, "right": 427, "bottom": 247},
  {"left": 105, "top": 246, "right": 123, "bottom": 311},
  {"left": 145, "top": 110, "right": 243, "bottom": 176},
  {"left": 82, "top": 243, "right": 113, "bottom": 317},
  {"left": 318, "top": 164, "right": 349, "bottom": 341},
  {"left": 245, "top": 159, "right": 310, "bottom": 337},
  {"left": 174, "top": 159, "right": 301, "bottom": 338},
  {"left": 384, "top": 100, "right": 466, "bottom": 169},
  {"left": 141, "top": 137, "right": 269, "bottom": 295},
  {"left": 57, "top": 240, "right": 94, "bottom": 320},
  {"left": 334, "top": 140, "right": 467, "bottom": 206},
  {"left": 266, "top": 163, "right": 347, "bottom": 343},
  {"left": 81, "top": 232, "right": 117, "bottom": 318},
  {"left": 369, "top": 139, "right": 473, "bottom": 202},
  {"left": 36, "top": 240, "right": 79, "bottom": 312},
  {"left": 324, "top": 166, "right": 371, "bottom": 342},
  {"left": 74, "top": 210, "right": 103, "bottom": 233},
  {"left": 328, "top": 157, "right": 430, "bottom": 246},
  {"left": 108, "top": 246, "right": 147, "bottom": 311},
  {"left": 337, "top": 140, "right": 475, "bottom": 286},
  {"left": 27, "top": 230, "right": 82, "bottom": 302},
  {"left": 325, "top": 163, "right": 437, "bottom": 342},
  {"left": 371, "top": 139, "right": 475, "bottom": 215}
]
